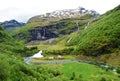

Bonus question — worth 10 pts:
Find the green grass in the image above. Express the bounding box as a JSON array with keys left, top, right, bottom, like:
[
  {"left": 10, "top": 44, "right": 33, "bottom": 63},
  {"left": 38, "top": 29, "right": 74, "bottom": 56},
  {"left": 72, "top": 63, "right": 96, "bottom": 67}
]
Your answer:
[{"left": 40, "top": 62, "right": 120, "bottom": 81}]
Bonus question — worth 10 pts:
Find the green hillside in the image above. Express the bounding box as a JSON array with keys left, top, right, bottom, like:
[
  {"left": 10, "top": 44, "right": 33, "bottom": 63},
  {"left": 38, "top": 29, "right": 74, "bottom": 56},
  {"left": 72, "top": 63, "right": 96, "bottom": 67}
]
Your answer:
[
  {"left": 1, "top": 5, "right": 120, "bottom": 81},
  {"left": 0, "top": 27, "right": 11, "bottom": 42},
  {"left": 66, "top": 5, "right": 120, "bottom": 65},
  {"left": 0, "top": 26, "right": 68, "bottom": 81}
]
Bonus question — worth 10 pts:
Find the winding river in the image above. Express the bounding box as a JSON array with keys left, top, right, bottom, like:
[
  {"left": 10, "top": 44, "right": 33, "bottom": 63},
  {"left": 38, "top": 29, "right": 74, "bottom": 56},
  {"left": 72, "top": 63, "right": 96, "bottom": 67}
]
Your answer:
[{"left": 24, "top": 57, "right": 117, "bottom": 71}]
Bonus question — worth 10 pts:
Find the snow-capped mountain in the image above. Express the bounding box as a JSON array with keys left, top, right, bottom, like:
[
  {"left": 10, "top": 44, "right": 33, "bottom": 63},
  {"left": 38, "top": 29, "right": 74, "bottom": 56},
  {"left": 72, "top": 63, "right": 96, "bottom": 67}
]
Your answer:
[{"left": 28, "top": 7, "right": 100, "bottom": 23}]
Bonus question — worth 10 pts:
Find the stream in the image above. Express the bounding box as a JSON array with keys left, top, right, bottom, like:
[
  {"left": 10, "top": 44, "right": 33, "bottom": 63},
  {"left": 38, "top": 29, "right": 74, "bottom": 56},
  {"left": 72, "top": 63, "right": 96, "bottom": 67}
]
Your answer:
[
  {"left": 24, "top": 57, "right": 117, "bottom": 71},
  {"left": 24, "top": 57, "right": 78, "bottom": 65}
]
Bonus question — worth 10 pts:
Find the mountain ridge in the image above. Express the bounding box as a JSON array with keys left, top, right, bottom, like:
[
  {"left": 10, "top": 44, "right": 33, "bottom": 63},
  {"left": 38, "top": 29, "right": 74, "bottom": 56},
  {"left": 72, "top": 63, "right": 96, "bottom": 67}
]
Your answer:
[
  {"left": 0, "top": 19, "right": 25, "bottom": 32},
  {"left": 12, "top": 7, "right": 99, "bottom": 42},
  {"left": 28, "top": 7, "right": 99, "bottom": 23}
]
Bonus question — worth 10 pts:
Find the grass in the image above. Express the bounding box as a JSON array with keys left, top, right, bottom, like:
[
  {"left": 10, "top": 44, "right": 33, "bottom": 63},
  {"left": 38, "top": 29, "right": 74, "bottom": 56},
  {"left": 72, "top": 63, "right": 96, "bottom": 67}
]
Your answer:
[
  {"left": 39, "top": 62, "right": 120, "bottom": 81},
  {"left": 62, "top": 63, "right": 100, "bottom": 79},
  {"left": 38, "top": 44, "right": 67, "bottom": 50}
]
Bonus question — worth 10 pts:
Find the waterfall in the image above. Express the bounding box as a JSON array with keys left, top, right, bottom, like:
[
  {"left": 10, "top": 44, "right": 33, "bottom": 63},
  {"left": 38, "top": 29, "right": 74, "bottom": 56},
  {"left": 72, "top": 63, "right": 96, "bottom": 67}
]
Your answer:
[
  {"left": 76, "top": 22, "right": 79, "bottom": 30},
  {"left": 84, "top": 22, "right": 89, "bottom": 30},
  {"left": 42, "top": 28, "right": 46, "bottom": 39},
  {"left": 43, "top": 28, "right": 46, "bottom": 36},
  {"left": 67, "top": 37, "right": 72, "bottom": 43}
]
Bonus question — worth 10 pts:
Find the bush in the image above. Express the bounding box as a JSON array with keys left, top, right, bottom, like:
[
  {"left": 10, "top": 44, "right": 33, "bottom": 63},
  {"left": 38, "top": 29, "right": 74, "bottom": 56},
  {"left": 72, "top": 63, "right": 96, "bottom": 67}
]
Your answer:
[
  {"left": 117, "top": 67, "right": 120, "bottom": 74},
  {"left": 100, "top": 77, "right": 106, "bottom": 81},
  {"left": 0, "top": 55, "right": 10, "bottom": 81}
]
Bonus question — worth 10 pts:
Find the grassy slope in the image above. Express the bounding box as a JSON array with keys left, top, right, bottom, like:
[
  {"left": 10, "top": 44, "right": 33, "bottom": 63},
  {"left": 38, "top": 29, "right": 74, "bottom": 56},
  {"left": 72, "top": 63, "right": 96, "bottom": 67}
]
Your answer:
[
  {"left": 68, "top": 5, "right": 120, "bottom": 56},
  {"left": 61, "top": 63, "right": 119, "bottom": 80},
  {"left": 65, "top": 5, "right": 120, "bottom": 66},
  {"left": 0, "top": 26, "right": 63, "bottom": 81}
]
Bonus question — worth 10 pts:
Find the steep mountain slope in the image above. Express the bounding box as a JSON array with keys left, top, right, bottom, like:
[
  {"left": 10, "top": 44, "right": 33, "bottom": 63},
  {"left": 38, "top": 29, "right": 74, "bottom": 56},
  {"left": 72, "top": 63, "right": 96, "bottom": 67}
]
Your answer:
[
  {"left": 0, "top": 26, "right": 25, "bottom": 54},
  {"left": 68, "top": 5, "right": 120, "bottom": 56},
  {"left": 0, "top": 27, "right": 11, "bottom": 42},
  {"left": 12, "top": 7, "right": 99, "bottom": 42}
]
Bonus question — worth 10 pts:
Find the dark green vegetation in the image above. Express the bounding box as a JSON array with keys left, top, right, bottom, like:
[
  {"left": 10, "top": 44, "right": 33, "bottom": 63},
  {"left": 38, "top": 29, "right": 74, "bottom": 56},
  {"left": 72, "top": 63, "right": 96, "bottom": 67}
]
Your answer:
[
  {"left": 66, "top": 5, "right": 120, "bottom": 66},
  {"left": 2, "top": 25, "right": 120, "bottom": 81},
  {"left": 0, "top": 5, "right": 120, "bottom": 81},
  {"left": 0, "top": 26, "right": 63, "bottom": 81},
  {"left": 0, "top": 26, "right": 37, "bottom": 56}
]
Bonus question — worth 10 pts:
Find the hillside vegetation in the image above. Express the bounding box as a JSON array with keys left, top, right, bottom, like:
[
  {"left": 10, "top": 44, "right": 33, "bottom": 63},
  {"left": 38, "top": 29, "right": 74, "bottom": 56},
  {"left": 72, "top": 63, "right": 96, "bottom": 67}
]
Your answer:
[
  {"left": 68, "top": 5, "right": 120, "bottom": 56},
  {"left": 1, "top": 26, "right": 120, "bottom": 81},
  {"left": 27, "top": 5, "right": 120, "bottom": 66},
  {"left": 0, "top": 5, "right": 120, "bottom": 81},
  {"left": 0, "top": 26, "right": 67, "bottom": 81}
]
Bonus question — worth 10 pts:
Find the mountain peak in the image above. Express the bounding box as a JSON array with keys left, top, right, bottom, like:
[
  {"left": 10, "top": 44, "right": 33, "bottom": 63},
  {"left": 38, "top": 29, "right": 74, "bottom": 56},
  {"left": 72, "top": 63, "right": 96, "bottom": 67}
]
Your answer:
[{"left": 28, "top": 7, "right": 99, "bottom": 23}]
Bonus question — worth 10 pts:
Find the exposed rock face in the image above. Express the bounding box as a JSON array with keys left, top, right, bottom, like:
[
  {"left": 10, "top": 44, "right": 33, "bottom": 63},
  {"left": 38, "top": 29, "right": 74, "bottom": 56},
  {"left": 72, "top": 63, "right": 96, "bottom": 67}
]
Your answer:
[
  {"left": 0, "top": 20, "right": 25, "bottom": 30},
  {"left": 29, "top": 27, "right": 58, "bottom": 40},
  {"left": 28, "top": 22, "right": 78, "bottom": 41}
]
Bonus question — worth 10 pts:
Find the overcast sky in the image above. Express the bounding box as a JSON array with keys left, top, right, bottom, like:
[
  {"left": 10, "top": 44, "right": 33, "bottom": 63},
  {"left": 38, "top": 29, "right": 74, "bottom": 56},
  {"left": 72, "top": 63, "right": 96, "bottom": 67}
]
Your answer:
[{"left": 0, "top": 0, "right": 120, "bottom": 22}]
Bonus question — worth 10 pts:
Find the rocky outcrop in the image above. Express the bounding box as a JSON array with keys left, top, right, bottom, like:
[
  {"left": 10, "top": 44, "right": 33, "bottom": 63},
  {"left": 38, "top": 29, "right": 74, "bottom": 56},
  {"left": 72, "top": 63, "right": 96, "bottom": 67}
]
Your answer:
[
  {"left": 28, "top": 21, "right": 78, "bottom": 41},
  {"left": 14, "top": 20, "right": 80, "bottom": 42}
]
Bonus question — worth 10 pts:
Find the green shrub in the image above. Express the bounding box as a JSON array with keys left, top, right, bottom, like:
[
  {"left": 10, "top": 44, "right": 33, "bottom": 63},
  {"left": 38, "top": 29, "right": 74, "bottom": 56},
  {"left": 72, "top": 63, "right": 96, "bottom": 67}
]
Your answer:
[{"left": 117, "top": 67, "right": 120, "bottom": 74}]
